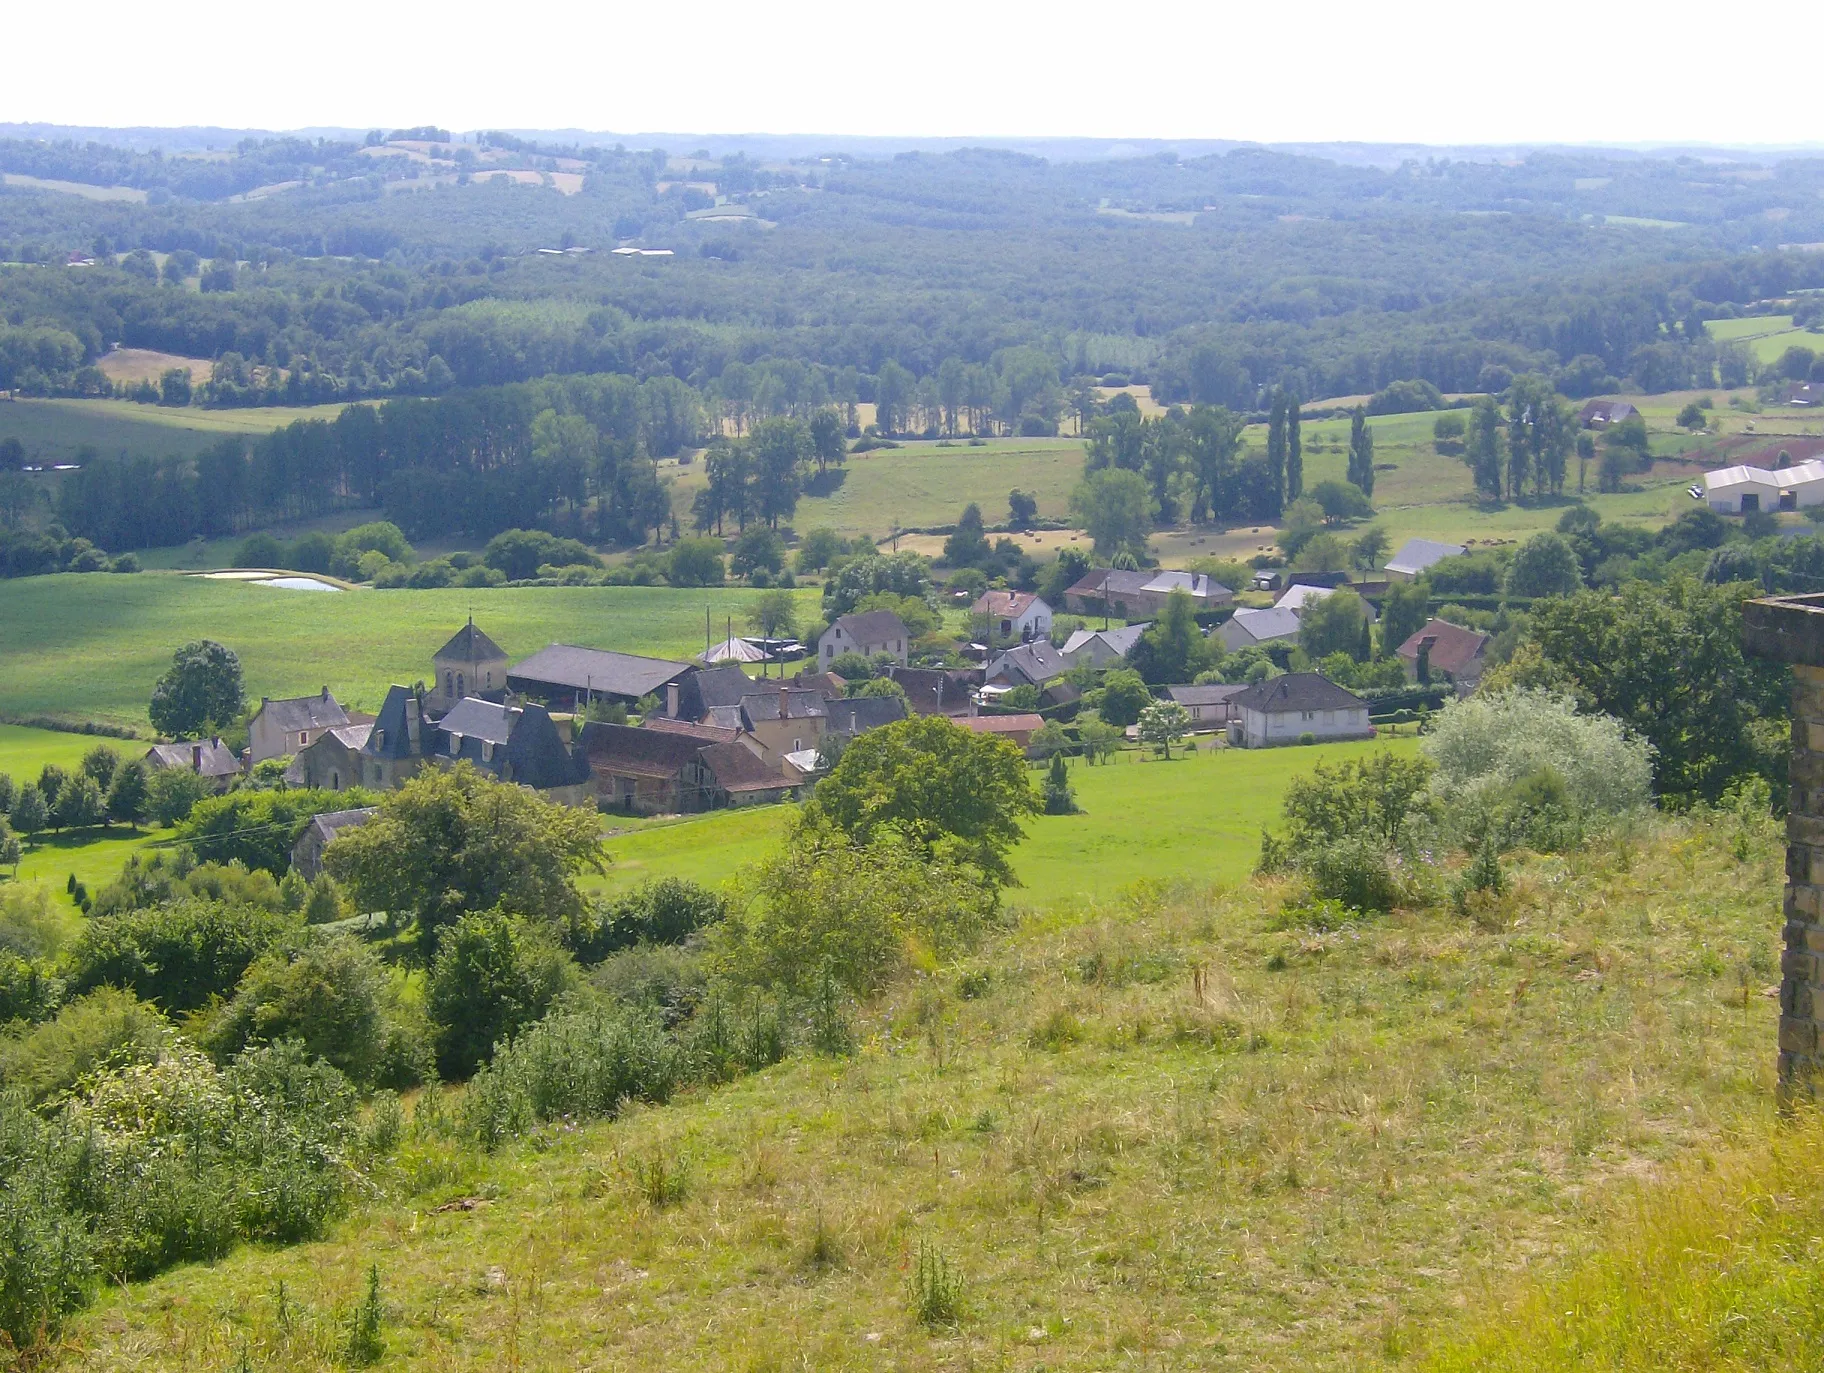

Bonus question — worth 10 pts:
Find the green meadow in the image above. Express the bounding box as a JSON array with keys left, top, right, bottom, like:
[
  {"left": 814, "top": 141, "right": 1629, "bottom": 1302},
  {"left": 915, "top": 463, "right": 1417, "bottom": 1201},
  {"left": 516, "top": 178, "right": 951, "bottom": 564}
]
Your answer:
[
  {"left": 598, "top": 736, "right": 1419, "bottom": 906},
  {"left": 0, "top": 575, "right": 822, "bottom": 729},
  {"left": 0, "top": 397, "right": 350, "bottom": 462},
  {"left": 1705, "top": 313, "right": 1824, "bottom": 365}
]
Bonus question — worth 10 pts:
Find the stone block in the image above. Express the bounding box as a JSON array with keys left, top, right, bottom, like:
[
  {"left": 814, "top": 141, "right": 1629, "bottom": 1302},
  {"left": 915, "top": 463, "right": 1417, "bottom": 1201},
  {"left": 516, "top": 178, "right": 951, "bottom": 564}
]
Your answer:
[{"left": 1779, "top": 1016, "right": 1819, "bottom": 1054}]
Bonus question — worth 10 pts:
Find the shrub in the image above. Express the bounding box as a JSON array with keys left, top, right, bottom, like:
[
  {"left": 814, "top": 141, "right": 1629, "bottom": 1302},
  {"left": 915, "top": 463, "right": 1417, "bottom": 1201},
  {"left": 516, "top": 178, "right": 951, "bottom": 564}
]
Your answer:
[
  {"left": 912, "top": 1238, "right": 964, "bottom": 1326},
  {"left": 1303, "top": 835, "right": 1402, "bottom": 913},
  {"left": 589, "top": 943, "right": 708, "bottom": 1027},
  {"left": 0, "top": 1176, "right": 95, "bottom": 1354},
  {"left": 202, "top": 936, "right": 392, "bottom": 1084},
  {"left": 566, "top": 878, "right": 727, "bottom": 964},
  {"left": 425, "top": 910, "right": 576, "bottom": 1079},
  {"left": 64, "top": 900, "right": 301, "bottom": 1013},
  {"left": 667, "top": 537, "right": 726, "bottom": 587},
  {"left": 0, "top": 988, "right": 171, "bottom": 1106},
  {"left": 462, "top": 1004, "right": 684, "bottom": 1149}
]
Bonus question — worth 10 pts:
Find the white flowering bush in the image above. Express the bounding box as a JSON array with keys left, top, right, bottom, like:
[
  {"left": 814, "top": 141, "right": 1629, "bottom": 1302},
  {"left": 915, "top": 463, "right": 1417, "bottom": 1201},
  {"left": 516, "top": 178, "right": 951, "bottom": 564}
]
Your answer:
[{"left": 1422, "top": 688, "right": 1653, "bottom": 850}]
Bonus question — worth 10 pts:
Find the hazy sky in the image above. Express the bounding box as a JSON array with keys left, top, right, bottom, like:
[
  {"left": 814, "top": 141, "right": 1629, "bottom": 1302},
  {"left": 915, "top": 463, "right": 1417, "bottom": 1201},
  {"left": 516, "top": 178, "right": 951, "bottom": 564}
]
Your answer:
[{"left": 9, "top": 1, "right": 1814, "bottom": 149}]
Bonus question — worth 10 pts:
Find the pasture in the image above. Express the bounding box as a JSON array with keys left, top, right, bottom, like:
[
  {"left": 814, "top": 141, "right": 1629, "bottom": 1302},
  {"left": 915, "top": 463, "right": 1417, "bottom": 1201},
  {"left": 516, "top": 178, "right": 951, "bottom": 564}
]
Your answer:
[
  {"left": 0, "top": 397, "right": 349, "bottom": 462},
  {"left": 0, "top": 575, "right": 822, "bottom": 729},
  {"left": 597, "top": 735, "right": 1420, "bottom": 905},
  {"left": 1706, "top": 313, "right": 1824, "bottom": 366}
]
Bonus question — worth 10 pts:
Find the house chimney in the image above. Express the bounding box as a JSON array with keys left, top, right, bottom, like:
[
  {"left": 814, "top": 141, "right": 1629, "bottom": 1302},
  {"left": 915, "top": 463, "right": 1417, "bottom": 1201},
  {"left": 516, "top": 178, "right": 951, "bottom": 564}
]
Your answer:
[
  {"left": 666, "top": 681, "right": 681, "bottom": 717},
  {"left": 405, "top": 698, "right": 421, "bottom": 749},
  {"left": 192, "top": 744, "right": 202, "bottom": 770}
]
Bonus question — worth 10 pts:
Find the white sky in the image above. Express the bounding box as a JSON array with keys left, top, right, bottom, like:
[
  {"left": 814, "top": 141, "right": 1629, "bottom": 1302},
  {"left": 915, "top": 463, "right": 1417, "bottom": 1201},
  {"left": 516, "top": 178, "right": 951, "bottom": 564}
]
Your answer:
[{"left": 6, "top": 0, "right": 1815, "bottom": 150}]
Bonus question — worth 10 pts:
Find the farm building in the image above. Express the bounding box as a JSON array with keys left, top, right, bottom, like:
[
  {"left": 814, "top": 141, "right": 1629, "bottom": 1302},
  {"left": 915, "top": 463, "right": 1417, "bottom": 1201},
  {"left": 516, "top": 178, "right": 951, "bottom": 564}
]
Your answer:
[
  {"left": 1227, "top": 674, "right": 1373, "bottom": 749},
  {"left": 507, "top": 644, "right": 696, "bottom": 712},
  {"left": 1216, "top": 606, "right": 1301, "bottom": 651},
  {"left": 1785, "top": 382, "right": 1822, "bottom": 407},
  {"left": 971, "top": 590, "right": 1053, "bottom": 642},
  {"left": 289, "top": 808, "right": 377, "bottom": 883},
  {"left": 817, "top": 610, "right": 911, "bottom": 667},
  {"left": 581, "top": 722, "right": 723, "bottom": 814},
  {"left": 248, "top": 688, "right": 353, "bottom": 765},
  {"left": 1384, "top": 538, "right": 1466, "bottom": 581},
  {"left": 1165, "top": 683, "right": 1248, "bottom": 728},
  {"left": 1701, "top": 464, "right": 1789, "bottom": 513},
  {"left": 1063, "top": 568, "right": 1232, "bottom": 618},
  {"left": 143, "top": 738, "right": 240, "bottom": 790},
  {"left": 1395, "top": 618, "right": 1491, "bottom": 687},
  {"left": 1579, "top": 399, "right": 1638, "bottom": 428},
  {"left": 1060, "top": 622, "right": 1148, "bottom": 670}
]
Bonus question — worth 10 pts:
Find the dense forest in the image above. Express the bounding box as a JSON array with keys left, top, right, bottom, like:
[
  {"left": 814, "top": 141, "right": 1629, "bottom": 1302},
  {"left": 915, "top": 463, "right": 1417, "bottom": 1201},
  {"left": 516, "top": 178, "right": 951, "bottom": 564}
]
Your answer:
[{"left": 5, "top": 128, "right": 1824, "bottom": 550}]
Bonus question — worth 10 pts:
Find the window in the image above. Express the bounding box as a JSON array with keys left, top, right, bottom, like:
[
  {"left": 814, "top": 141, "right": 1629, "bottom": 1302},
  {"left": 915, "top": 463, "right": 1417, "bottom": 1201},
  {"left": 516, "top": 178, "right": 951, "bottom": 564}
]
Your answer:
[
  {"left": 485, "top": 670, "right": 492, "bottom": 687},
  {"left": 299, "top": 732, "right": 308, "bottom": 747},
  {"left": 330, "top": 770, "right": 340, "bottom": 789},
  {"left": 1301, "top": 711, "right": 1315, "bottom": 722},
  {"left": 444, "top": 671, "right": 453, "bottom": 696},
  {"left": 457, "top": 673, "right": 465, "bottom": 698}
]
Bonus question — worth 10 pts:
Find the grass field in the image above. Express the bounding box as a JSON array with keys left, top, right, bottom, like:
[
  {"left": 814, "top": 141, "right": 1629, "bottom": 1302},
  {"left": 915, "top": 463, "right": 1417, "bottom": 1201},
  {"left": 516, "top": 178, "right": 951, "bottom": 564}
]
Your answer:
[
  {"left": 598, "top": 737, "right": 1418, "bottom": 906},
  {"left": 1705, "top": 314, "right": 1824, "bottom": 365},
  {"left": 664, "top": 437, "right": 1086, "bottom": 540},
  {"left": 52, "top": 806, "right": 1784, "bottom": 1372},
  {"left": 0, "top": 575, "right": 822, "bottom": 729},
  {"left": 0, "top": 397, "right": 350, "bottom": 462}
]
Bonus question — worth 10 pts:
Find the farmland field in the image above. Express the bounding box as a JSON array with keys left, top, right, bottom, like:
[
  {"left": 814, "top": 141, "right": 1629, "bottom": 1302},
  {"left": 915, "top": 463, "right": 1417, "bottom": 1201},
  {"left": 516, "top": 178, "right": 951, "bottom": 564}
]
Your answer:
[
  {"left": 0, "top": 575, "right": 821, "bottom": 729},
  {"left": 597, "top": 736, "right": 1419, "bottom": 906},
  {"left": 0, "top": 396, "right": 350, "bottom": 462},
  {"left": 1705, "top": 313, "right": 1824, "bottom": 365}
]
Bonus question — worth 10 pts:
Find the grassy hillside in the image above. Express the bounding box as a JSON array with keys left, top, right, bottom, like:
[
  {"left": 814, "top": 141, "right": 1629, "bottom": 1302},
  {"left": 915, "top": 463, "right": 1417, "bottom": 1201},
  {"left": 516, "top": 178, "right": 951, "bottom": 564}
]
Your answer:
[
  {"left": 0, "top": 397, "right": 350, "bottom": 462},
  {"left": 599, "top": 738, "right": 1420, "bottom": 906},
  {"left": 52, "top": 807, "right": 1783, "bottom": 1371},
  {"left": 0, "top": 575, "right": 821, "bottom": 728}
]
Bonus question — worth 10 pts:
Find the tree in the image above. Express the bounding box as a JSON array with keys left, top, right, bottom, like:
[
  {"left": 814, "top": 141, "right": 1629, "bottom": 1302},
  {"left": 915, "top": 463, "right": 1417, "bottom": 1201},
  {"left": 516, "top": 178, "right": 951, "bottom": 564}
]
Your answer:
[
  {"left": 1008, "top": 489, "right": 1038, "bottom": 530},
  {"left": 1094, "top": 668, "right": 1153, "bottom": 728},
  {"left": 1464, "top": 396, "right": 1504, "bottom": 499},
  {"left": 1527, "top": 576, "right": 1786, "bottom": 801},
  {"left": 1069, "top": 467, "right": 1152, "bottom": 560},
  {"left": 52, "top": 775, "right": 105, "bottom": 832},
  {"left": 749, "top": 417, "right": 809, "bottom": 528},
  {"left": 1505, "top": 532, "right": 1582, "bottom": 600},
  {"left": 104, "top": 760, "right": 148, "bottom": 829},
  {"left": 803, "top": 716, "right": 1038, "bottom": 887},
  {"left": 943, "top": 503, "right": 991, "bottom": 569},
  {"left": 1677, "top": 401, "right": 1706, "bottom": 430},
  {"left": 1299, "top": 588, "right": 1371, "bottom": 661},
  {"left": 145, "top": 767, "right": 210, "bottom": 826},
  {"left": 1041, "top": 753, "right": 1078, "bottom": 814},
  {"left": 64, "top": 899, "right": 297, "bottom": 1012},
  {"left": 1136, "top": 701, "right": 1192, "bottom": 758},
  {"left": 1285, "top": 394, "right": 1303, "bottom": 501},
  {"left": 808, "top": 408, "right": 847, "bottom": 476},
  {"left": 1079, "top": 719, "right": 1123, "bottom": 763},
  {"left": 0, "top": 829, "right": 19, "bottom": 876},
  {"left": 1379, "top": 579, "right": 1429, "bottom": 658},
  {"left": 1308, "top": 479, "right": 1373, "bottom": 525},
  {"left": 667, "top": 537, "right": 725, "bottom": 587},
  {"left": 324, "top": 763, "right": 605, "bottom": 945},
  {"left": 796, "top": 527, "right": 844, "bottom": 573},
  {"left": 1346, "top": 406, "right": 1375, "bottom": 496},
  {"left": 149, "top": 639, "right": 244, "bottom": 739},
  {"left": 731, "top": 525, "right": 786, "bottom": 579},
  {"left": 1266, "top": 390, "right": 1287, "bottom": 513},
  {"left": 204, "top": 936, "right": 397, "bottom": 1086},
  {"left": 8, "top": 784, "right": 45, "bottom": 843},
  {"left": 426, "top": 909, "right": 576, "bottom": 1079},
  {"left": 79, "top": 745, "right": 120, "bottom": 792},
  {"left": 1127, "top": 589, "right": 1216, "bottom": 684},
  {"left": 746, "top": 589, "right": 800, "bottom": 656}
]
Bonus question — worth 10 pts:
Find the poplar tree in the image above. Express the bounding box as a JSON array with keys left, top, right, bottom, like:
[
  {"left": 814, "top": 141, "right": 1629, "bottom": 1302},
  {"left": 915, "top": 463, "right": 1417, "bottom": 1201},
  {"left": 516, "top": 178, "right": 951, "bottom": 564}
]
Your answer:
[
  {"left": 1266, "top": 391, "right": 1287, "bottom": 513},
  {"left": 1347, "top": 407, "right": 1375, "bottom": 497},
  {"left": 1286, "top": 393, "right": 1303, "bottom": 501}
]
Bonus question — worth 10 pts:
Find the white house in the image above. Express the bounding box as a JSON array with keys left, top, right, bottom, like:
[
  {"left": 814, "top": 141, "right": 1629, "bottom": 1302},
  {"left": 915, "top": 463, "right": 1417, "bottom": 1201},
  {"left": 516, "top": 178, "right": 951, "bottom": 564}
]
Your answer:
[
  {"left": 971, "top": 590, "right": 1052, "bottom": 642},
  {"left": 817, "top": 610, "right": 910, "bottom": 666},
  {"left": 1165, "top": 683, "right": 1248, "bottom": 728},
  {"left": 1060, "top": 622, "right": 1149, "bottom": 669},
  {"left": 1227, "top": 673, "right": 1373, "bottom": 748},
  {"left": 1384, "top": 538, "right": 1466, "bottom": 581},
  {"left": 1217, "top": 606, "right": 1301, "bottom": 652},
  {"left": 248, "top": 688, "right": 352, "bottom": 765}
]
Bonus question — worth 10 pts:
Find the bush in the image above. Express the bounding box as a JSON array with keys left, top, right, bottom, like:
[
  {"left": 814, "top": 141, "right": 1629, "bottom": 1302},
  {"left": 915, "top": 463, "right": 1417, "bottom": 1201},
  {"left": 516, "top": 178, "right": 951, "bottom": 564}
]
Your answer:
[
  {"left": 462, "top": 1004, "right": 684, "bottom": 1149},
  {"left": 0, "top": 1176, "right": 95, "bottom": 1355},
  {"left": 177, "top": 788, "right": 374, "bottom": 875},
  {"left": 0, "top": 988, "right": 170, "bottom": 1106},
  {"left": 64, "top": 900, "right": 301, "bottom": 1013},
  {"left": 667, "top": 537, "right": 726, "bottom": 587},
  {"left": 566, "top": 878, "right": 727, "bottom": 964},
  {"left": 425, "top": 910, "right": 576, "bottom": 1079},
  {"left": 202, "top": 936, "right": 397, "bottom": 1085},
  {"left": 1303, "top": 835, "right": 1402, "bottom": 913},
  {"left": 235, "top": 532, "right": 285, "bottom": 567}
]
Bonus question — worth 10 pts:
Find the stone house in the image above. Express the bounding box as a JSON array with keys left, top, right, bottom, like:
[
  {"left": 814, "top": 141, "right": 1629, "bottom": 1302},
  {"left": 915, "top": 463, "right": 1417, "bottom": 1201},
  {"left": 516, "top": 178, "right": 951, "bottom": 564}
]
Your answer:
[
  {"left": 248, "top": 688, "right": 351, "bottom": 764},
  {"left": 432, "top": 697, "right": 594, "bottom": 804},
  {"left": 959, "top": 713, "right": 1046, "bottom": 753},
  {"left": 1059, "top": 623, "right": 1148, "bottom": 670},
  {"left": 1395, "top": 618, "right": 1491, "bottom": 687},
  {"left": 581, "top": 721, "right": 723, "bottom": 814},
  {"left": 1062, "top": 568, "right": 1232, "bottom": 618},
  {"left": 817, "top": 610, "right": 910, "bottom": 668},
  {"left": 290, "top": 808, "right": 376, "bottom": 882},
  {"left": 984, "top": 639, "right": 1069, "bottom": 690},
  {"left": 143, "top": 738, "right": 241, "bottom": 790},
  {"left": 971, "top": 590, "right": 1052, "bottom": 643},
  {"left": 287, "top": 724, "right": 373, "bottom": 791}
]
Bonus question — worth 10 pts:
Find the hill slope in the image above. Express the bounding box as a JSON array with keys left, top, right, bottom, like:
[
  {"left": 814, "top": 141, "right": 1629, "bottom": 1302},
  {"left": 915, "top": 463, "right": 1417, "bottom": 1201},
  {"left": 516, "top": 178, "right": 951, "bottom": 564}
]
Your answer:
[{"left": 55, "top": 810, "right": 1783, "bottom": 1371}]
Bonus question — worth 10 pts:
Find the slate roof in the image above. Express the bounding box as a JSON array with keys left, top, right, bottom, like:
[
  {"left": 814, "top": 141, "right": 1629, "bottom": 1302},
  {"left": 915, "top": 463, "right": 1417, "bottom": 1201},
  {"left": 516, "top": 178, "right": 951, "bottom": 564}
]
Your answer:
[
  {"left": 700, "top": 741, "right": 791, "bottom": 793},
  {"left": 508, "top": 644, "right": 693, "bottom": 699},
  {"left": 642, "top": 717, "right": 741, "bottom": 745},
  {"left": 987, "top": 639, "right": 1069, "bottom": 685},
  {"left": 889, "top": 666, "right": 976, "bottom": 716},
  {"left": 437, "top": 697, "right": 517, "bottom": 746},
  {"left": 1229, "top": 673, "right": 1367, "bottom": 715},
  {"left": 363, "top": 686, "right": 424, "bottom": 759},
  {"left": 435, "top": 619, "right": 505, "bottom": 661},
  {"left": 1384, "top": 538, "right": 1467, "bottom": 578},
  {"left": 1395, "top": 619, "right": 1491, "bottom": 677},
  {"left": 689, "top": 665, "right": 760, "bottom": 714},
  {"left": 301, "top": 808, "right": 377, "bottom": 848},
  {"left": 1166, "top": 683, "right": 1248, "bottom": 708},
  {"left": 824, "top": 696, "right": 909, "bottom": 735},
  {"left": 255, "top": 689, "right": 349, "bottom": 734},
  {"left": 1065, "top": 568, "right": 1232, "bottom": 603},
  {"left": 1579, "top": 399, "right": 1638, "bottom": 426},
  {"left": 1274, "top": 583, "right": 1338, "bottom": 613},
  {"left": 828, "top": 610, "right": 910, "bottom": 647},
  {"left": 145, "top": 738, "right": 240, "bottom": 778},
  {"left": 739, "top": 689, "right": 829, "bottom": 723},
  {"left": 1219, "top": 606, "right": 1301, "bottom": 647},
  {"left": 324, "top": 723, "right": 373, "bottom": 750},
  {"left": 792, "top": 670, "right": 849, "bottom": 699}
]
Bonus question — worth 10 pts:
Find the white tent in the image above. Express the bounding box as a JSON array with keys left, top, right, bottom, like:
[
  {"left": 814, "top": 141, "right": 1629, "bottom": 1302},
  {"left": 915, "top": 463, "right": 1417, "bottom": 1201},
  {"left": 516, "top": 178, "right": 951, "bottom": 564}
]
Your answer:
[{"left": 702, "top": 636, "right": 767, "bottom": 665}]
